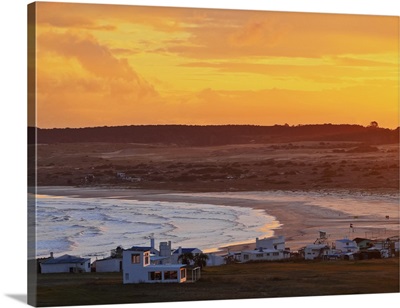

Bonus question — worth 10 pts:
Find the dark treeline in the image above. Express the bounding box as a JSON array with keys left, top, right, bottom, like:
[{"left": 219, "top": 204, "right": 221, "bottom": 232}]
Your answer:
[{"left": 30, "top": 124, "right": 399, "bottom": 146}]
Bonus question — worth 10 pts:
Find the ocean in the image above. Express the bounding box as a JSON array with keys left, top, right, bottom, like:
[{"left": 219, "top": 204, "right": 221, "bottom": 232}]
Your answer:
[{"left": 34, "top": 194, "right": 280, "bottom": 258}]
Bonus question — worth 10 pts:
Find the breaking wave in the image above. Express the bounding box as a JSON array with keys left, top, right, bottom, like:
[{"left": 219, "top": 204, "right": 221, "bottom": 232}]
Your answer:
[{"left": 35, "top": 195, "right": 278, "bottom": 258}]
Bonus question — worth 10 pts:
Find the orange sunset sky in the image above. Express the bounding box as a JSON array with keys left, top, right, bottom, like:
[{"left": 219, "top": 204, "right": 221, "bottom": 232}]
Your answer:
[{"left": 31, "top": 2, "right": 399, "bottom": 129}]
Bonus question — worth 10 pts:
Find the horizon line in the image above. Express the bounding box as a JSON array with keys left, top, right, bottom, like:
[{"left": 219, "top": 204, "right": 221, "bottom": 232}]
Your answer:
[{"left": 30, "top": 123, "right": 399, "bottom": 130}]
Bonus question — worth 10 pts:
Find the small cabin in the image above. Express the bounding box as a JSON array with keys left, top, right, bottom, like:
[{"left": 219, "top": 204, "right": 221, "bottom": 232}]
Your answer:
[
  {"left": 335, "top": 238, "right": 359, "bottom": 254},
  {"left": 241, "top": 248, "right": 290, "bottom": 262},
  {"left": 40, "top": 254, "right": 91, "bottom": 273},
  {"left": 304, "top": 244, "right": 330, "bottom": 260}
]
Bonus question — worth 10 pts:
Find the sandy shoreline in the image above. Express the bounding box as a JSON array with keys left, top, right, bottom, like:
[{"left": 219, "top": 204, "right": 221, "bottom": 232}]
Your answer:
[{"left": 34, "top": 186, "right": 399, "bottom": 253}]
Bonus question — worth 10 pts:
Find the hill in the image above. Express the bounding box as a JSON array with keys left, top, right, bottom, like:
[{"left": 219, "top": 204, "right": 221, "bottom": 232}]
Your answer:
[{"left": 30, "top": 124, "right": 399, "bottom": 146}]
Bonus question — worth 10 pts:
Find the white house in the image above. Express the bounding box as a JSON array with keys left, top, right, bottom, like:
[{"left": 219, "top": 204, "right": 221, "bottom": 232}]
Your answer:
[
  {"left": 304, "top": 244, "right": 330, "bottom": 260},
  {"left": 123, "top": 248, "right": 186, "bottom": 284},
  {"left": 206, "top": 253, "right": 225, "bottom": 266},
  {"left": 335, "top": 238, "right": 359, "bottom": 254},
  {"left": 241, "top": 248, "right": 290, "bottom": 262},
  {"left": 95, "top": 257, "right": 122, "bottom": 272},
  {"left": 96, "top": 239, "right": 173, "bottom": 272},
  {"left": 239, "top": 235, "right": 290, "bottom": 263},
  {"left": 171, "top": 247, "right": 203, "bottom": 264},
  {"left": 40, "top": 254, "right": 91, "bottom": 273},
  {"left": 256, "top": 236, "right": 286, "bottom": 251}
]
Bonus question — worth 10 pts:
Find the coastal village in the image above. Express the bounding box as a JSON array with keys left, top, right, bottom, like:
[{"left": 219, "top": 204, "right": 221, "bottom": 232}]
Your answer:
[{"left": 38, "top": 231, "right": 400, "bottom": 284}]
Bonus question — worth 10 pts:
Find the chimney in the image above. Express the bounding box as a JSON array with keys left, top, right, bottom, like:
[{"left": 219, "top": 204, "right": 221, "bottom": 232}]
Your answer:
[
  {"left": 50, "top": 252, "right": 54, "bottom": 258},
  {"left": 150, "top": 237, "right": 155, "bottom": 249}
]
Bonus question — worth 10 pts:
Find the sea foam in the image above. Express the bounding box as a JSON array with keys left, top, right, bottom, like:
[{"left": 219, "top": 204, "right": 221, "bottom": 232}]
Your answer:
[{"left": 34, "top": 195, "right": 278, "bottom": 258}]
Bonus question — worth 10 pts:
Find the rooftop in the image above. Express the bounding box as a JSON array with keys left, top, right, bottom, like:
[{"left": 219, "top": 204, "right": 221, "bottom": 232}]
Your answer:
[
  {"left": 41, "top": 254, "right": 90, "bottom": 264},
  {"left": 172, "top": 248, "right": 199, "bottom": 255},
  {"left": 127, "top": 246, "right": 152, "bottom": 252},
  {"left": 305, "top": 244, "right": 330, "bottom": 249},
  {"left": 242, "top": 249, "right": 281, "bottom": 254},
  {"left": 337, "top": 239, "right": 355, "bottom": 243}
]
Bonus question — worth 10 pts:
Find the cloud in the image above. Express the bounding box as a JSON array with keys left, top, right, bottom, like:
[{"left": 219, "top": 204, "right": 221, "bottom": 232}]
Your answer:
[
  {"left": 36, "top": 30, "right": 161, "bottom": 128},
  {"left": 38, "top": 31, "right": 157, "bottom": 95},
  {"left": 36, "top": 2, "right": 189, "bottom": 33},
  {"left": 228, "top": 17, "right": 288, "bottom": 48},
  {"left": 330, "top": 56, "right": 394, "bottom": 67},
  {"left": 36, "top": 3, "right": 399, "bottom": 60},
  {"left": 36, "top": 2, "right": 116, "bottom": 30},
  {"left": 110, "top": 48, "right": 140, "bottom": 56},
  {"left": 160, "top": 11, "right": 398, "bottom": 59},
  {"left": 178, "top": 59, "right": 396, "bottom": 87}
]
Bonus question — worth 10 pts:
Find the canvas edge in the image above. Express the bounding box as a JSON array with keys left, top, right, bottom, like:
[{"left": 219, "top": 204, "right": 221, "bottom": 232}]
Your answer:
[
  {"left": 27, "top": 2, "right": 37, "bottom": 307},
  {"left": 23, "top": 2, "right": 400, "bottom": 307}
]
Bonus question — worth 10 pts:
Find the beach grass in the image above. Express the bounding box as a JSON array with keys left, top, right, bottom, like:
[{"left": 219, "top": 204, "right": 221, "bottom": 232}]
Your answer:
[{"left": 35, "top": 258, "right": 399, "bottom": 306}]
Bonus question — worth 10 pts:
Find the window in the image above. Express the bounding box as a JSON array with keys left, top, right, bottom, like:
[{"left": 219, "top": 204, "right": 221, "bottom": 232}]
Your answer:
[
  {"left": 164, "top": 271, "right": 178, "bottom": 280},
  {"left": 180, "top": 268, "right": 186, "bottom": 279},
  {"left": 273, "top": 252, "right": 279, "bottom": 256},
  {"left": 256, "top": 254, "right": 263, "bottom": 258},
  {"left": 131, "top": 254, "right": 140, "bottom": 264},
  {"left": 88, "top": 263, "right": 90, "bottom": 268},
  {"left": 149, "top": 271, "right": 162, "bottom": 280},
  {"left": 144, "top": 252, "right": 150, "bottom": 265},
  {"left": 243, "top": 254, "right": 249, "bottom": 260}
]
